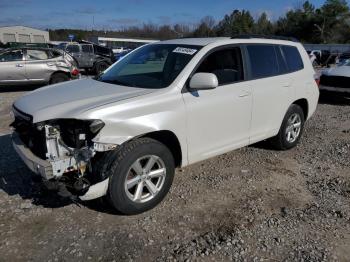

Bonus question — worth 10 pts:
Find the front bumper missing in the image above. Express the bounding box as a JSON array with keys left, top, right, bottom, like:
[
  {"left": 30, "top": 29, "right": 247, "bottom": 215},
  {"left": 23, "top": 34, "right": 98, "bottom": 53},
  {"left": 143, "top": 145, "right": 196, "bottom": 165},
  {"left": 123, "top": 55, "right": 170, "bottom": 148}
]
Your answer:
[
  {"left": 12, "top": 132, "right": 109, "bottom": 201},
  {"left": 12, "top": 132, "right": 54, "bottom": 180}
]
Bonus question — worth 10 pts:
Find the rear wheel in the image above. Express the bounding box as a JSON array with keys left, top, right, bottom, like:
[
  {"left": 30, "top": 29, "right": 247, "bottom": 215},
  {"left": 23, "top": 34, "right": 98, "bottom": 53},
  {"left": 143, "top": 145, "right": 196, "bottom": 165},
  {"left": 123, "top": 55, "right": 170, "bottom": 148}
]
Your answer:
[
  {"left": 103, "top": 138, "right": 175, "bottom": 215},
  {"left": 94, "top": 62, "right": 109, "bottom": 75},
  {"left": 50, "top": 72, "right": 69, "bottom": 84},
  {"left": 270, "top": 104, "right": 305, "bottom": 150}
]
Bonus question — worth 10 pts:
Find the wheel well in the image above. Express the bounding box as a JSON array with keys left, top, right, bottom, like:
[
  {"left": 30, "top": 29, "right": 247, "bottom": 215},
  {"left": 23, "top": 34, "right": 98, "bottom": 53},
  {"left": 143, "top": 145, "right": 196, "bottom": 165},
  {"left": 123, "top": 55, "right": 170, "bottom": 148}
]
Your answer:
[
  {"left": 94, "top": 59, "right": 110, "bottom": 66},
  {"left": 50, "top": 71, "right": 69, "bottom": 80},
  {"left": 293, "top": 99, "right": 309, "bottom": 119},
  {"left": 141, "top": 131, "right": 182, "bottom": 168}
]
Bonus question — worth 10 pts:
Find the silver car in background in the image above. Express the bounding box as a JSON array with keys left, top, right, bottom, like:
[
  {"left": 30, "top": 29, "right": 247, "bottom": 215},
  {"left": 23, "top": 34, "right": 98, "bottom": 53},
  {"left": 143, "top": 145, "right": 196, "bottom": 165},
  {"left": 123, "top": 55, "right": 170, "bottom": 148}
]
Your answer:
[{"left": 0, "top": 48, "right": 80, "bottom": 86}]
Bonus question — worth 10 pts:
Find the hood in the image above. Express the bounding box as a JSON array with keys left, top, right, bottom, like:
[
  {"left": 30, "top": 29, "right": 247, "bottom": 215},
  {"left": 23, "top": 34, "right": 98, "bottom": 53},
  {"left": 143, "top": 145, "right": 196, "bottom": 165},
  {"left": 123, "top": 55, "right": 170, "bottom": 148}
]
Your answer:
[
  {"left": 323, "top": 66, "right": 350, "bottom": 77},
  {"left": 13, "top": 79, "right": 156, "bottom": 122}
]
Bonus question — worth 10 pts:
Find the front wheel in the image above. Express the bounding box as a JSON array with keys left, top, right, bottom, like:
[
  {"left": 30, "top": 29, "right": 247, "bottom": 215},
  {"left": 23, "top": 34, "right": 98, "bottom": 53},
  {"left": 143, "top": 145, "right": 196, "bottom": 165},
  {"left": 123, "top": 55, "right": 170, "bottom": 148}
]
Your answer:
[
  {"left": 270, "top": 104, "right": 305, "bottom": 150},
  {"left": 105, "top": 138, "right": 175, "bottom": 215}
]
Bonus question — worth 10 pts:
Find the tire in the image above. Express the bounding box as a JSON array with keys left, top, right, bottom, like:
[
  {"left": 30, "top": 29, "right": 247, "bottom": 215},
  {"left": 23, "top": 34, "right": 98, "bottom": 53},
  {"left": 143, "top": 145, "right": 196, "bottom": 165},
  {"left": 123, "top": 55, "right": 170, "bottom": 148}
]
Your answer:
[
  {"left": 270, "top": 104, "right": 305, "bottom": 150},
  {"left": 50, "top": 72, "right": 69, "bottom": 84},
  {"left": 102, "top": 138, "right": 175, "bottom": 215},
  {"left": 94, "top": 62, "right": 109, "bottom": 75}
]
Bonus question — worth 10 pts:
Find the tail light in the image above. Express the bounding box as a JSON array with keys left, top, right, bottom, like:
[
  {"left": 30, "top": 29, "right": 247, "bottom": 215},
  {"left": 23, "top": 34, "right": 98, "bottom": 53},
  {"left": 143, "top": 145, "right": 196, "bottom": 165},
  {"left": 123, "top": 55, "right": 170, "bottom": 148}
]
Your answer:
[
  {"left": 314, "top": 73, "right": 320, "bottom": 87},
  {"left": 315, "top": 78, "right": 320, "bottom": 86},
  {"left": 71, "top": 68, "right": 80, "bottom": 76}
]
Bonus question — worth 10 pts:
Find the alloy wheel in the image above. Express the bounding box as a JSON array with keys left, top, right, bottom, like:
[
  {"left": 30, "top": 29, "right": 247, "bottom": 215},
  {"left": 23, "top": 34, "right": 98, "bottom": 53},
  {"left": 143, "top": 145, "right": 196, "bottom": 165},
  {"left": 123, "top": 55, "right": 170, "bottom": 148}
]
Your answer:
[
  {"left": 285, "top": 113, "right": 302, "bottom": 143},
  {"left": 124, "top": 155, "right": 166, "bottom": 203}
]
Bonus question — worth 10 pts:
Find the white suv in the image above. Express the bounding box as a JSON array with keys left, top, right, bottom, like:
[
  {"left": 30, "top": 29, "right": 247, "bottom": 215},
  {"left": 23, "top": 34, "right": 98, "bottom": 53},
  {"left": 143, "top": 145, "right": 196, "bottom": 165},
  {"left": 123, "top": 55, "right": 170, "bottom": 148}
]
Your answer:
[{"left": 11, "top": 37, "right": 319, "bottom": 214}]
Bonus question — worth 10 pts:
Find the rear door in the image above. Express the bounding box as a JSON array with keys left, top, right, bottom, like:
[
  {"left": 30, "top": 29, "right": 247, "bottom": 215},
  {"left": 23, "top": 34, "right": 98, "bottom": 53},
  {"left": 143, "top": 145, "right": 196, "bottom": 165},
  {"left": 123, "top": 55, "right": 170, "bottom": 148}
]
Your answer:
[
  {"left": 246, "top": 44, "right": 294, "bottom": 143},
  {"left": 0, "top": 49, "right": 26, "bottom": 85},
  {"left": 24, "top": 49, "right": 52, "bottom": 83}
]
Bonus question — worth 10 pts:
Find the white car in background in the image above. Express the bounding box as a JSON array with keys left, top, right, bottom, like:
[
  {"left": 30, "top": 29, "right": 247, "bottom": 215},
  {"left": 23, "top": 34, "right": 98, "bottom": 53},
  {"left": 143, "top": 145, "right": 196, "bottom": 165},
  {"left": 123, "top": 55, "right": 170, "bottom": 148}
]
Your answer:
[
  {"left": 11, "top": 36, "right": 319, "bottom": 215},
  {"left": 320, "top": 60, "right": 350, "bottom": 93}
]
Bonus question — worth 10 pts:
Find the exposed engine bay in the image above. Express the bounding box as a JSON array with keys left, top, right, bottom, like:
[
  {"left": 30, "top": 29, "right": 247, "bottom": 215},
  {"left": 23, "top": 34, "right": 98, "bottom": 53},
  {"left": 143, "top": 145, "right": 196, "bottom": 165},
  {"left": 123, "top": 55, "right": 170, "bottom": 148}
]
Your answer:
[{"left": 11, "top": 107, "right": 116, "bottom": 200}]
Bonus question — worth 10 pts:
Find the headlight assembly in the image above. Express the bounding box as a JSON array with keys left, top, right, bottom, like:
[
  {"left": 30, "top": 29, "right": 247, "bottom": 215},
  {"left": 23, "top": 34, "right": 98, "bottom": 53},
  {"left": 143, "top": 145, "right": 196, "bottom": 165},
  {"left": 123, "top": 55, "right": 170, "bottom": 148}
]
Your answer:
[{"left": 37, "top": 119, "right": 105, "bottom": 149}]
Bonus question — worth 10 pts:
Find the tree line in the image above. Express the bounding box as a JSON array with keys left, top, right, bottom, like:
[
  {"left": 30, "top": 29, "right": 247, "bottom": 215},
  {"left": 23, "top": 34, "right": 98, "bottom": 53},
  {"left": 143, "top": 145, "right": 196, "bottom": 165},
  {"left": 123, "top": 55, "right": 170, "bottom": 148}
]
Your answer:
[{"left": 49, "top": 0, "right": 350, "bottom": 44}]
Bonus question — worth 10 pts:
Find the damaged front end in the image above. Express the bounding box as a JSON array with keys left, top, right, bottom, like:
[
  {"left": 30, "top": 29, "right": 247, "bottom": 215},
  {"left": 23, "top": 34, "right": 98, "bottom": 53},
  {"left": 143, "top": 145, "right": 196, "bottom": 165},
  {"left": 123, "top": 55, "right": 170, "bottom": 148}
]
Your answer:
[{"left": 11, "top": 107, "right": 116, "bottom": 201}]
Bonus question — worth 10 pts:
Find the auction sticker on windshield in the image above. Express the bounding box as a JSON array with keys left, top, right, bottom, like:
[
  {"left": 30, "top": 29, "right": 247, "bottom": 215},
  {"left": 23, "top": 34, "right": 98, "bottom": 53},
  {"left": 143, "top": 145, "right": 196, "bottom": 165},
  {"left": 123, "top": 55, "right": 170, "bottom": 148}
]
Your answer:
[{"left": 173, "top": 47, "right": 198, "bottom": 55}]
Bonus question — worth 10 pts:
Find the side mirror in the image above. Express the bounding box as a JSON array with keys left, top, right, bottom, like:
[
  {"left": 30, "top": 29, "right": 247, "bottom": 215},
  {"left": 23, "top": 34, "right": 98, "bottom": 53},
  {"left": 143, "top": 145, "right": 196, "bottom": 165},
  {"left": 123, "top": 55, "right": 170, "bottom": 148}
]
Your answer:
[{"left": 189, "top": 73, "right": 219, "bottom": 90}]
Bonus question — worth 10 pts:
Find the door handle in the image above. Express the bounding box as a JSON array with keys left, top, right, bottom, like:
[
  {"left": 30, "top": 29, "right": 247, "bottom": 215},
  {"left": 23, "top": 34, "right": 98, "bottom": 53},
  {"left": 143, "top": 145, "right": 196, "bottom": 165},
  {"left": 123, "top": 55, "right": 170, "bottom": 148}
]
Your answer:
[
  {"left": 238, "top": 92, "right": 251, "bottom": 98},
  {"left": 16, "top": 64, "right": 24, "bottom": 67},
  {"left": 283, "top": 80, "right": 292, "bottom": 87}
]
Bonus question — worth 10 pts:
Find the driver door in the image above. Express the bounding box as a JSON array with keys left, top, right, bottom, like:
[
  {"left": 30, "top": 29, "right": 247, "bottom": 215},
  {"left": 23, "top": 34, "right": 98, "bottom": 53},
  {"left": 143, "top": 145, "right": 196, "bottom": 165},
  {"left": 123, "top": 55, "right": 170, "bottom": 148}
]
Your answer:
[
  {"left": 182, "top": 46, "right": 252, "bottom": 164},
  {"left": 0, "top": 49, "right": 26, "bottom": 85}
]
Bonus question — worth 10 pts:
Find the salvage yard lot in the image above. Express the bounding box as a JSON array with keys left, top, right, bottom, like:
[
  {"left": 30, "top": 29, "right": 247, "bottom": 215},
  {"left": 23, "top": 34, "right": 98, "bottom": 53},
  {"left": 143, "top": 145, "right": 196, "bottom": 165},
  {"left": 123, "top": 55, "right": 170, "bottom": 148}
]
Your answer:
[{"left": 0, "top": 88, "right": 349, "bottom": 261}]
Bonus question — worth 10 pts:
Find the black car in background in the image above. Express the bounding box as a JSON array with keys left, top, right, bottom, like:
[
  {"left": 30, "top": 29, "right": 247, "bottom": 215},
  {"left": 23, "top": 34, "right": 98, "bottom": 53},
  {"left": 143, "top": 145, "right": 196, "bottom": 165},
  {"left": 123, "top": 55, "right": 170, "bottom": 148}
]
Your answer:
[{"left": 58, "top": 41, "right": 115, "bottom": 75}]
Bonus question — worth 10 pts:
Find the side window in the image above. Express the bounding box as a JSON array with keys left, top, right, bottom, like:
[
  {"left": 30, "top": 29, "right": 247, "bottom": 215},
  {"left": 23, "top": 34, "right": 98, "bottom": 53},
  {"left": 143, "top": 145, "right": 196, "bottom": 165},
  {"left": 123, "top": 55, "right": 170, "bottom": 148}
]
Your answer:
[
  {"left": 81, "top": 45, "right": 93, "bottom": 53},
  {"left": 26, "top": 49, "right": 49, "bottom": 60},
  {"left": 195, "top": 47, "right": 244, "bottom": 85},
  {"left": 275, "top": 46, "right": 288, "bottom": 74},
  {"left": 66, "top": 45, "right": 80, "bottom": 53},
  {"left": 49, "top": 50, "right": 62, "bottom": 58},
  {"left": 0, "top": 50, "right": 24, "bottom": 62},
  {"left": 281, "top": 45, "right": 304, "bottom": 72},
  {"left": 247, "top": 45, "right": 279, "bottom": 79}
]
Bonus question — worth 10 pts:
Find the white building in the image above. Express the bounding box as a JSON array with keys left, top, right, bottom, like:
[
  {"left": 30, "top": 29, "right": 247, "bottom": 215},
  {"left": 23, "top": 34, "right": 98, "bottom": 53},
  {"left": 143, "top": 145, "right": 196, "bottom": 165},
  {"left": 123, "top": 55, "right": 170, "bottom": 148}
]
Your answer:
[{"left": 0, "top": 26, "right": 49, "bottom": 44}]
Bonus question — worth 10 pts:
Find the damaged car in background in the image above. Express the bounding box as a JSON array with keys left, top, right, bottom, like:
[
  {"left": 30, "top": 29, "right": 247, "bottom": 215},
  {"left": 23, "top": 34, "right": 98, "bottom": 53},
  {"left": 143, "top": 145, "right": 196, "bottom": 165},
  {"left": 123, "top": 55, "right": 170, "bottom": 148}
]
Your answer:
[
  {"left": 0, "top": 47, "right": 79, "bottom": 86},
  {"left": 320, "top": 59, "right": 350, "bottom": 93},
  {"left": 10, "top": 37, "right": 319, "bottom": 215}
]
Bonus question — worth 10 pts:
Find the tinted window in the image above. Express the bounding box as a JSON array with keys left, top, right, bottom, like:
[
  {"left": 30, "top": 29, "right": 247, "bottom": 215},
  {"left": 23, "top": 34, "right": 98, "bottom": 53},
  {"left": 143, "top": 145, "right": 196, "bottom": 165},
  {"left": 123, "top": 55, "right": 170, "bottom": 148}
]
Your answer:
[
  {"left": 66, "top": 45, "right": 80, "bottom": 53},
  {"left": 50, "top": 50, "right": 63, "bottom": 58},
  {"left": 195, "top": 47, "right": 244, "bottom": 85},
  {"left": 275, "top": 46, "right": 288, "bottom": 74},
  {"left": 0, "top": 50, "right": 23, "bottom": 62},
  {"left": 281, "top": 46, "right": 304, "bottom": 72},
  {"left": 247, "top": 45, "right": 279, "bottom": 79},
  {"left": 26, "top": 49, "right": 49, "bottom": 60},
  {"left": 82, "top": 45, "right": 93, "bottom": 53}
]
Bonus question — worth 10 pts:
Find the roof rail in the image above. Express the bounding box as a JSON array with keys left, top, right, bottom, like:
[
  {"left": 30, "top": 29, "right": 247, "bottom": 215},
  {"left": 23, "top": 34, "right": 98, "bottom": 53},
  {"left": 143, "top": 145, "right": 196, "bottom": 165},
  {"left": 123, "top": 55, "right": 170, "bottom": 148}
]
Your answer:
[{"left": 231, "top": 34, "right": 299, "bottom": 42}]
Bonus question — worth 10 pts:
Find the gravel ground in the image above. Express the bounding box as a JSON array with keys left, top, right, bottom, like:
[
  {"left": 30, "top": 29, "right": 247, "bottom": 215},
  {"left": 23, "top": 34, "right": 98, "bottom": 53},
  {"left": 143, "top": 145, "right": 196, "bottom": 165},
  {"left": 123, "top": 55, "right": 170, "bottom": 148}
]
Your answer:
[{"left": 0, "top": 86, "right": 349, "bottom": 262}]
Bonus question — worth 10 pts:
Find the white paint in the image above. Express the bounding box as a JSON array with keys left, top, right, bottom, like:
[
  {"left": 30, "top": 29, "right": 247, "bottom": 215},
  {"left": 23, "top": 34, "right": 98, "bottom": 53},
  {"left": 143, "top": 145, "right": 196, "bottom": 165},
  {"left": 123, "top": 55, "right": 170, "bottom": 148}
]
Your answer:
[{"left": 79, "top": 178, "right": 109, "bottom": 201}]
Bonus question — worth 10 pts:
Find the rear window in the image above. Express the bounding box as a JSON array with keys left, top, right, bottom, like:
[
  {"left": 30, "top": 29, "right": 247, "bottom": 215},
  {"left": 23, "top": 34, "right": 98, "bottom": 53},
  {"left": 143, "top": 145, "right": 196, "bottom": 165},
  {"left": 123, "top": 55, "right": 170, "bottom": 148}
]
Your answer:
[
  {"left": 281, "top": 45, "right": 304, "bottom": 72},
  {"left": 50, "top": 50, "right": 62, "bottom": 58},
  {"left": 247, "top": 45, "right": 279, "bottom": 79},
  {"left": 66, "top": 45, "right": 80, "bottom": 53},
  {"left": 82, "top": 44, "right": 93, "bottom": 53},
  {"left": 26, "top": 49, "right": 49, "bottom": 60}
]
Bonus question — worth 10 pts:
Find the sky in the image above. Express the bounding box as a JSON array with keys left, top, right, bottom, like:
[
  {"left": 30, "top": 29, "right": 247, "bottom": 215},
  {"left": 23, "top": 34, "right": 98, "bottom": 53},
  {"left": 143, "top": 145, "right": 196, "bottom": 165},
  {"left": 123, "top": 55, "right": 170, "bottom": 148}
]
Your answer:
[{"left": 0, "top": 0, "right": 327, "bottom": 30}]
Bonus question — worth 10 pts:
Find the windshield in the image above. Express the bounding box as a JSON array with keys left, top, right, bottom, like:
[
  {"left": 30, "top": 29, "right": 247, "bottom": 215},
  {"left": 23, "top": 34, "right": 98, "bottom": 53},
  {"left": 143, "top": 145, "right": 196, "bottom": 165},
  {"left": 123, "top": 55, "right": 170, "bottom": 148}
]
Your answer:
[{"left": 97, "top": 44, "right": 201, "bottom": 88}]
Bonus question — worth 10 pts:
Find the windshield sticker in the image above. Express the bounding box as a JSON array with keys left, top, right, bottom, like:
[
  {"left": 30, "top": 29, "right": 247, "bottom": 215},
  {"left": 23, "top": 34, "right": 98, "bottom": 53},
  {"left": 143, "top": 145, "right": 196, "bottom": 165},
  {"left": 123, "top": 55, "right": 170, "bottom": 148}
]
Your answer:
[{"left": 173, "top": 47, "right": 198, "bottom": 55}]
